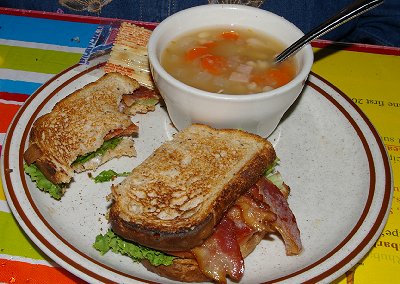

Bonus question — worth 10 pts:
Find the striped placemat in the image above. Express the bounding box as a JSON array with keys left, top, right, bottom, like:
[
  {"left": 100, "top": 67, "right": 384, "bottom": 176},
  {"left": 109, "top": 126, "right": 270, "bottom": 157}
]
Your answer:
[{"left": 0, "top": 11, "right": 99, "bottom": 283}]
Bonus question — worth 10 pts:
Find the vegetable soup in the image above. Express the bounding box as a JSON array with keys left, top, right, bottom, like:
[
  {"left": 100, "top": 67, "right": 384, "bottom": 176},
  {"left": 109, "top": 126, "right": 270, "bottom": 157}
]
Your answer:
[{"left": 161, "top": 27, "right": 297, "bottom": 95}]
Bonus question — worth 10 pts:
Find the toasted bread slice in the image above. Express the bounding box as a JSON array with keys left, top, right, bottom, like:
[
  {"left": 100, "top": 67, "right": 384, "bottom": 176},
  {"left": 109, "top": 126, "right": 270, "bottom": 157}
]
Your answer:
[
  {"left": 110, "top": 124, "right": 276, "bottom": 251},
  {"left": 142, "top": 257, "right": 209, "bottom": 283},
  {"left": 104, "top": 22, "right": 154, "bottom": 90},
  {"left": 24, "top": 72, "right": 140, "bottom": 185},
  {"left": 104, "top": 22, "right": 159, "bottom": 115}
]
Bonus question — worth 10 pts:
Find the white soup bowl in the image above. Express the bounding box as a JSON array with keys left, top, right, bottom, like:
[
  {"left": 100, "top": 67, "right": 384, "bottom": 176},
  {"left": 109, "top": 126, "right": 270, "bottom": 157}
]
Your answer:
[{"left": 148, "top": 4, "right": 313, "bottom": 137}]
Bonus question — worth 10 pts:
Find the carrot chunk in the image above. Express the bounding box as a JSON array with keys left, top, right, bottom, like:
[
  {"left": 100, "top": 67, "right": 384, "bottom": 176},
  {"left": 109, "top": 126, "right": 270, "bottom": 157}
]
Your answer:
[
  {"left": 202, "top": 41, "right": 217, "bottom": 48},
  {"left": 185, "top": 46, "right": 210, "bottom": 61},
  {"left": 265, "top": 68, "right": 291, "bottom": 88},
  {"left": 268, "top": 61, "right": 296, "bottom": 87},
  {"left": 200, "top": 55, "right": 228, "bottom": 75},
  {"left": 220, "top": 31, "right": 240, "bottom": 40},
  {"left": 251, "top": 61, "right": 296, "bottom": 88}
]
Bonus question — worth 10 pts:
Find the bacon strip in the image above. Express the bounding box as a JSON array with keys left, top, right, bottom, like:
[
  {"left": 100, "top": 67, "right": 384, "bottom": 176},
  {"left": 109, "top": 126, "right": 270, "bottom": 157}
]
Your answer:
[
  {"left": 191, "top": 194, "right": 277, "bottom": 283},
  {"left": 236, "top": 193, "right": 277, "bottom": 234},
  {"left": 256, "top": 178, "right": 302, "bottom": 255},
  {"left": 122, "top": 86, "right": 158, "bottom": 107},
  {"left": 103, "top": 123, "right": 139, "bottom": 141},
  {"left": 191, "top": 217, "right": 244, "bottom": 283},
  {"left": 190, "top": 176, "right": 302, "bottom": 283}
]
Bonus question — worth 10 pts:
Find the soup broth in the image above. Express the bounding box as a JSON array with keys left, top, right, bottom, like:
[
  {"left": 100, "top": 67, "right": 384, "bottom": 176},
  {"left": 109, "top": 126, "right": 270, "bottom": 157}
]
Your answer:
[{"left": 161, "top": 27, "right": 297, "bottom": 95}]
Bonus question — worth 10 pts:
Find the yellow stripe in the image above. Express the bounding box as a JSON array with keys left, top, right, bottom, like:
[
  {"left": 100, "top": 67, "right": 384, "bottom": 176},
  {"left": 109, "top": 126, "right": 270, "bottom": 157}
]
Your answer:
[
  {"left": 0, "top": 45, "right": 81, "bottom": 74},
  {"left": 0, "top": 211, "right": 47, "bottom": 259},
  {"left": 0, "top": 178, "right": 5, "bottom": 200}
]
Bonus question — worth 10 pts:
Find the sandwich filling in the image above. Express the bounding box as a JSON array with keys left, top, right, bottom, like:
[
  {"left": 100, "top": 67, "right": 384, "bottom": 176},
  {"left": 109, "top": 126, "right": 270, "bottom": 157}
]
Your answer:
[
  {"left": 99, "top": 124, "right": 301, "bottom": 283},
  {"left": 93, "top": 168, "right": 301, "bottom": 283},
  {"left": 189, "top": 174, "right": 301, "bottom": 283},
  {"left": 25, "top": 135, "right": 136, "bottom": 200},
  {"left": 120, "top": 86, "right": 159, "bottom": 115}
]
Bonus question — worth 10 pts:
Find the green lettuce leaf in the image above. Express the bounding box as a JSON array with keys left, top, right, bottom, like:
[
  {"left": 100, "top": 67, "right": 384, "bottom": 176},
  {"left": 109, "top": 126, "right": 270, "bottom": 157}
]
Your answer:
[
  {"left": 264, "top": 157, "right": 280, "bottom": 176},
  {"left": 266, "top": 171, "right": 285, "bottom": 191},
  {"left": 137, "top": 98, "right": 159, "bottom": 106},
  {"left": 93, "top": 170, "right": 130, "bottom": 183},
  {"left": 264, "top": 157, "right": 287, "bottom": 191},
  {"left": 93, "top": 229, "right": 175, "bottom": 266},
  {"left": 72, "top": 137, "right": 123, "bottom": 165},
  {"left": 24, "top": 163, "right": 64, "bottom": 200}
]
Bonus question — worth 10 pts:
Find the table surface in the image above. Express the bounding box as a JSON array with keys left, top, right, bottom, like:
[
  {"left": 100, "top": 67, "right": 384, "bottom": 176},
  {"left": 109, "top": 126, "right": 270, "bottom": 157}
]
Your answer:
[{"left": 0, "top": 7, "right": 399, "bottom": 284}]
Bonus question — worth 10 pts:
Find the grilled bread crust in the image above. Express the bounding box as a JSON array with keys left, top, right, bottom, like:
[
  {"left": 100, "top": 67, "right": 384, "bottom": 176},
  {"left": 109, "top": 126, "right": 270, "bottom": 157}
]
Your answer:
[
  {"left": 110, "top": 124, "right": 276, "bottom": 251},
  {"left": 24, "top": 72, "right": 140, "bottom": 184},
  {"left": 142, "top": 258, "right": 209, "bottom": 283}
]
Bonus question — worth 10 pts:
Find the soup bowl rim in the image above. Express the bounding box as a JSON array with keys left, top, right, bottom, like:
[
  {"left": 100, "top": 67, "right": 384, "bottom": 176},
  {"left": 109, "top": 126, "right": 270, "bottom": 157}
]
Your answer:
[{"left": 148, "top": 4, "right": 314, "bottom": 102}]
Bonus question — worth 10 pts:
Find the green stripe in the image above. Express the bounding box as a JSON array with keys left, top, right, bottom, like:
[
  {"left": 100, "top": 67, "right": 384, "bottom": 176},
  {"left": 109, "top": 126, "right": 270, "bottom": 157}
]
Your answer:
[
  {"left": 0, "top": 211, "right": 48, "bottom": 260},
  {"left": 0, "top": 45, "right": 82, "bottom": 74}
]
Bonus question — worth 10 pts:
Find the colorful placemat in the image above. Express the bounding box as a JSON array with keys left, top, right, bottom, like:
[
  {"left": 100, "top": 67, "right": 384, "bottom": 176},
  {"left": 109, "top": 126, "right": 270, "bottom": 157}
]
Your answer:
[{"left": 1, "top": 10, "right": 399, "bottom": 284}]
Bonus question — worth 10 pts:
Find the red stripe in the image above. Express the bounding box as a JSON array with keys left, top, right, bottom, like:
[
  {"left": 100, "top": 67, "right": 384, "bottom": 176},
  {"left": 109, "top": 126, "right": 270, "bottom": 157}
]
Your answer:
[
  {"left": 0, "top": 258, "right": 85, "bottom": 284},
  {"left": 0, "top": 103, "right": 20, "bottom": 132},
  {"left": 0, "top": 92, "right": 29, "bottom": 103},
  {"left": 312, "top": 39, "right": 400, "bottom": 56}
]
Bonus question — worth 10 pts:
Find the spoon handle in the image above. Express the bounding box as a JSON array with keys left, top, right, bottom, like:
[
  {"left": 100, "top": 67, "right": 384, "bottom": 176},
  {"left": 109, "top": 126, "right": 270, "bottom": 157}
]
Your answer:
[{"left": 274, "top": 0, "right": 384, "bottom": 64}]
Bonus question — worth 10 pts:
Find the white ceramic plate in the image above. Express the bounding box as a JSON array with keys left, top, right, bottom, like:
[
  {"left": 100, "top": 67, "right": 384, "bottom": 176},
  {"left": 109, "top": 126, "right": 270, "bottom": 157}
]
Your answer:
[{"left": 1, "top": 55, "right": 393, "bottom": 284}]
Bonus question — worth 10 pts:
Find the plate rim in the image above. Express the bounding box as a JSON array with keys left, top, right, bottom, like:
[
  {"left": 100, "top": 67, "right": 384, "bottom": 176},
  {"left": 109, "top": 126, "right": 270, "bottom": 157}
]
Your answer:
[{"left": 1, "top": 59, "right": 393, "bottom": 283}]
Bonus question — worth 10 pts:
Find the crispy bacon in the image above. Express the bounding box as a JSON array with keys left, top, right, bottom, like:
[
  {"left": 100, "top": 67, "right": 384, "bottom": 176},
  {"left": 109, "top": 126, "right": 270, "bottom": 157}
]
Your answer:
[
  {"left": 122, "top": 86, "right": 158, "bottom": 107},
  {"left": 236, "top": 194, "right": 277, "bottom": 233},
  {"left": 192, "top": 217, "right": 244, "bottom": 283},
  {"left": 256, "top": 178, "right": 302, "bottom": 255},
  {"left": 226, "top": 205, "right": 255, "bottom": 247},
  {"left": 103, "top": 123, "right": 138, "bottom": 141},
  {"left": 190, "top": 176, "right": 302, "bottom": 283}
]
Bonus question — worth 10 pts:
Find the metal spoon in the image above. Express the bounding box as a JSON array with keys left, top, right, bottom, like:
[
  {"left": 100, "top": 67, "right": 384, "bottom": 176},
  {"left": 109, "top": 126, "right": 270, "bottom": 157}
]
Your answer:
[{"left": 274, "top": 0, "right": 384, "bottom": 64}]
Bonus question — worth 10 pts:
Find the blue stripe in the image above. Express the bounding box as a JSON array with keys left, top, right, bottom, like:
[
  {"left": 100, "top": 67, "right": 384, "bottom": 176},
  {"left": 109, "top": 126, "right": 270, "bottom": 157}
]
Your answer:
[
  {"left": 0, "top": 79, "right": 41, "bottom": 95},
  {"left": 0, "top": 14, "right": 99, "bottom": 49}
]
